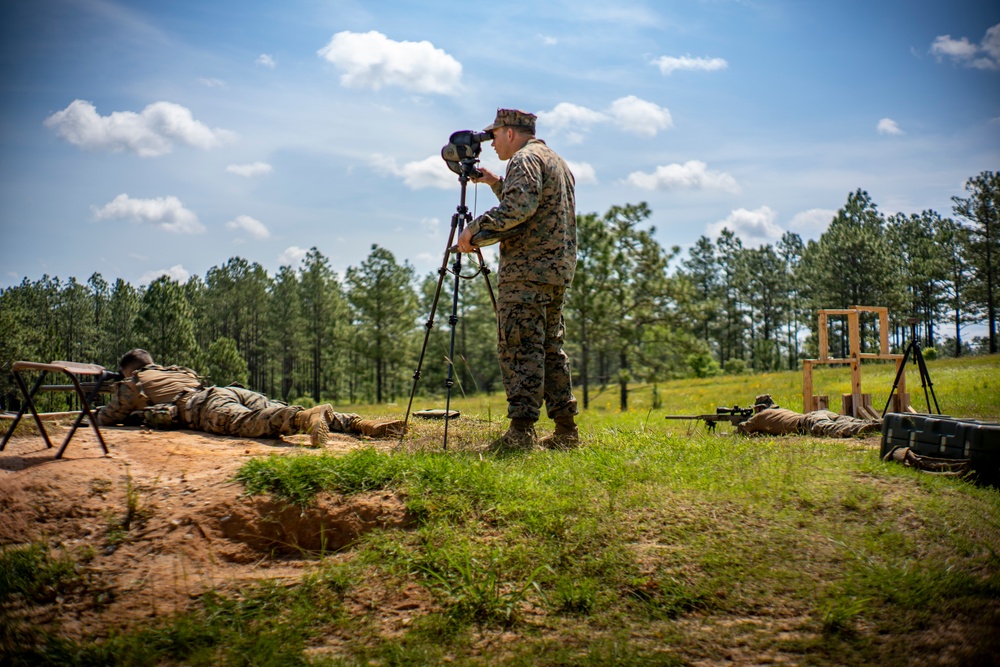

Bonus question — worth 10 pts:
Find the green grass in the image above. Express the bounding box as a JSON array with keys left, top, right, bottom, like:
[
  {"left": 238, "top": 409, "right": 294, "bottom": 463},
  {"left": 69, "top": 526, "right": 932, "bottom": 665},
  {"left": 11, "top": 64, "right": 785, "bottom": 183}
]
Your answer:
[{"left": 6, "top": 355, "right": 1000, "bottom": 666}]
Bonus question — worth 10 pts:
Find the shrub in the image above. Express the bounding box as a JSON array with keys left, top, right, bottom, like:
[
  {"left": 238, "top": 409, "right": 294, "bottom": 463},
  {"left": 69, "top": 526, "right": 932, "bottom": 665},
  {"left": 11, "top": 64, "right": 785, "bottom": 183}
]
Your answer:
[{"left": 723, "top": 358, "right": 747, "bottom": 375}]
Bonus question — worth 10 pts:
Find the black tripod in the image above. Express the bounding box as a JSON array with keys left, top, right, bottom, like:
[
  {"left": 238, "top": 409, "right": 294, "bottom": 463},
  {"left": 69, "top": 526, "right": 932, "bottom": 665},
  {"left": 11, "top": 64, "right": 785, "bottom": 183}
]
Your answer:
[
  {"left": 401, "top": 157, "right": 498, "bottom": 449},
  {"left": 882, "top": 318, "right": 941, "bottom": 417}
]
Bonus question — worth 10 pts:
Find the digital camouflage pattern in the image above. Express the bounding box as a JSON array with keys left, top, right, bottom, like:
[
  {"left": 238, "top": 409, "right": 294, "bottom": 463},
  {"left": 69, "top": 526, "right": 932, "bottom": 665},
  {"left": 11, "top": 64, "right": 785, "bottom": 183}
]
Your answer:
[
  {"left": 177, "top": 386, "right": 361, "bottom": 438},
  {"left": 96, "top": 364, "right": 202, "bottom": 426},
  {"left": 96, "top": 378, "right": 149, "bottom": 425},
  {"left": 484, "top": 108, "right": 537, "bottom": 133},
  {"left": 177, "top": 386, "right": 297, "bottom": 437},
  {"left": 144, "top": 404, "right": 180, "bottom": 430},
  {"left": 465, "top": 138, "right": 576, "bottom": 287},
  {"left": 737, "top": 407, "right": 881, "bottom": 438},
  {"left": 99, "top": 366, "right": 361, "bottom": 438},
  {"left": 497, "top": 281, "right": 577, "bottom": 422}
]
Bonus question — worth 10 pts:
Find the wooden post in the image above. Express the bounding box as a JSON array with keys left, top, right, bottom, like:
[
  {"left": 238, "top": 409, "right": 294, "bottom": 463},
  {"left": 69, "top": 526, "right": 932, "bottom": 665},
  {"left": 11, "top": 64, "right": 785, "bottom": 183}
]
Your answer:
[
  {"left": 818, "top": 313, "right": 829, "bottom": 361},
  {"left": 877, "top": 308, "right": 889, "bottom": 355},
  {"left": 802, "top": 359, "right": 814, "bottom": 412},
  {"left": 842, "top": 393, "right": 854, "bottom": 417},
  {"left": 849, "top": 358, "right": 862, "bottom": 417},
  {"left": 848, "top": 310, "right": 860, "bottom": 358}
]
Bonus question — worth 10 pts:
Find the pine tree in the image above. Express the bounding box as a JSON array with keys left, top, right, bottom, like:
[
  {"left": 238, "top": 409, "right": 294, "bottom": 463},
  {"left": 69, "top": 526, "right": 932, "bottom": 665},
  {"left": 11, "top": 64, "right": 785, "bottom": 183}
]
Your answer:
[
  {"left": 565, "top": 212, "right": 615, "bottom": 409},
  {"left": 135, "top": 276, "right": 198, "bottom": 366},
  {"left": 346, "top": 245, "right": 417, "bottom": 403},
  {"left": 952, "top": 171, "right": 1000, "bottom": 353},
  {"left": 207, "top": 336, "right": 250, "bottom": 387}
]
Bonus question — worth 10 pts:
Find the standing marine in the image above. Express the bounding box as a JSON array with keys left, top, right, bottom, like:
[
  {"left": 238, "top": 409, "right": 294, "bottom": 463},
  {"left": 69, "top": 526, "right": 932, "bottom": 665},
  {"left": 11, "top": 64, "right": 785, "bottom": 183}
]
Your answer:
[{"left": 457, "top": 108, "right": 579, "bottom": 451}]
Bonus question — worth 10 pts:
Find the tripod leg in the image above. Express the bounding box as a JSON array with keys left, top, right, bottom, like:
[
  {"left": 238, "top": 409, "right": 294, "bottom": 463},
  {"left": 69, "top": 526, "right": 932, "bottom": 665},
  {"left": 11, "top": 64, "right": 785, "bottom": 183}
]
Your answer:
[
  {"left": 881, "top": 343, "right": 912, "bottom": 417},
  {"left": 474, "top": 249, "right": 501, "bottom": 339},
  {"left": 442, "top": 246, "right": 467, "bottom": 451},
  {"left": 401, "top": 222, "right": 460, "bottom": 440},
  {"left": 913, "top": 346, "right": 941, "bottom": 414}
]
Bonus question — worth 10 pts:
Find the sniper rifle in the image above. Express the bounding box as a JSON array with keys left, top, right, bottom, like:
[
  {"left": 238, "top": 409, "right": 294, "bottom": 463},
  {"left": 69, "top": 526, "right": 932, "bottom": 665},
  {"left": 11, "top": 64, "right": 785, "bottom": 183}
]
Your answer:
[{"left": 663, "top": 405, "right": 754, "bottom": 431}]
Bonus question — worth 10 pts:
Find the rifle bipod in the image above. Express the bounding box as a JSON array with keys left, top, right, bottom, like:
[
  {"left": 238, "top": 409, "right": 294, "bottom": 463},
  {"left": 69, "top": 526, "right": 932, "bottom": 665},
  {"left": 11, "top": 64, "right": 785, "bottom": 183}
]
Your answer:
[{"left": 400, "top": 165, "right": 498, "bottom": 450}]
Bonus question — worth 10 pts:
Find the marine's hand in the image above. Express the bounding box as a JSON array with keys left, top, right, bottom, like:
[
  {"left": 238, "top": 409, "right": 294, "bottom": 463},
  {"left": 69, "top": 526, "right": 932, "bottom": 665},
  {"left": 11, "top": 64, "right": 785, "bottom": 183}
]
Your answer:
[
  {"left": 470, "top": 168, "right": 500, "bottom": 186},
  {"left": 456, "top": 226, "right": 477, "bottom": 253}
]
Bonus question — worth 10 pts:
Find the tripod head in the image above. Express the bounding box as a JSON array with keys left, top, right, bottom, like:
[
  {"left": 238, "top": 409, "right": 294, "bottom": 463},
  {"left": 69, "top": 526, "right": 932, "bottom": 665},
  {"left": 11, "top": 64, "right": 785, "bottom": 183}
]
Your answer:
[{"left": 441, "top": 130, "right": 491, "bottom": 180}]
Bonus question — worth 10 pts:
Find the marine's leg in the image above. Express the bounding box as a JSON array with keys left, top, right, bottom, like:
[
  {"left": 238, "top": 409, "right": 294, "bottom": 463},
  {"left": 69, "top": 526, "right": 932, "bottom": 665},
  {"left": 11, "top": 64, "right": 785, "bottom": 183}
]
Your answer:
[
  {"left": 497, "top": 282, "right": 546, "bottom": 422},
  {"left": 541, "top": 284, "right": 577, "bottom": 420},
  {"left": 224, "top": 387, "right": 301, "bottom": 438},
  {"left": 537, "top": 284, "right": 579, "bottom": 449},
  {"left": 492, "top": 282, "right": 544, "bottom": 450}
]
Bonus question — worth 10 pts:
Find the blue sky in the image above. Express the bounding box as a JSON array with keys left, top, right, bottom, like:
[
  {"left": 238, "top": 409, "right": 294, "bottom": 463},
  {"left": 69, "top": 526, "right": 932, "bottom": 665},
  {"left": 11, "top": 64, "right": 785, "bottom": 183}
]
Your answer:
[{"left": 1, "top": 0, "right": 998, "bottom": 290}]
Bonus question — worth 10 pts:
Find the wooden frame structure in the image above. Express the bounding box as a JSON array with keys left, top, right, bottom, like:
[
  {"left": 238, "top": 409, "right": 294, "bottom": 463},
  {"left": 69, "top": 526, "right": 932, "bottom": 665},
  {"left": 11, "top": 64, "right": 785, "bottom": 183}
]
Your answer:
[{"left": 802, "top": 306, "right": 912, "bottom": 419}]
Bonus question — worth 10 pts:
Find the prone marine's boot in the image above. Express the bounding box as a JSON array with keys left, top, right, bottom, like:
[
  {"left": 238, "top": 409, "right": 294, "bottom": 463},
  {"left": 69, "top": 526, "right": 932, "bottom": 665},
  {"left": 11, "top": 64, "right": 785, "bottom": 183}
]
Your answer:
[
  {"left": 294, "top": 404, "right": 333, "bottom": 447},
  {"left": 349, "top": 417, "right": 406, "bottom": 438},
  {"left": 538, "top": 415, "right": 580, "bottom": 450},
  {"left": 487, "top": 418, "right": 537, "bottom": 453}
]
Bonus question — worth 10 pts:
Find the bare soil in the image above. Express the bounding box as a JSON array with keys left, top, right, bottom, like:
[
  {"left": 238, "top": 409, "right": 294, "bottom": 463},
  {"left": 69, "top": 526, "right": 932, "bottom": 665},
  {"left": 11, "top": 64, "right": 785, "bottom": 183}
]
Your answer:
[{"left": 0, "top": 421, "right": 411, "bottom": 638}]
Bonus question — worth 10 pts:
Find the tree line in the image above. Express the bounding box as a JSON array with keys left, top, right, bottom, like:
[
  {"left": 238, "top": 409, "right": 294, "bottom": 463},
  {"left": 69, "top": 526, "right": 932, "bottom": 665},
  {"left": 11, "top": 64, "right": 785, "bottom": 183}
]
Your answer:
[{"left": 2, "top": 171, "right": 997, "bottom": 413}]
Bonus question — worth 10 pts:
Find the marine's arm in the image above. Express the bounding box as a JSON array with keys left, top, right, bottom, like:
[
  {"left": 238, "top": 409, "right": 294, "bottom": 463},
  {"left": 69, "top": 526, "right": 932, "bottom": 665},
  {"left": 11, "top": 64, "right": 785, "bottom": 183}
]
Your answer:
[
  {"left": 462, "top": 152, "right": 541, "bottom": 245},
  {"left": 96, "top": 378, "right": 149, "bottom": 425}
]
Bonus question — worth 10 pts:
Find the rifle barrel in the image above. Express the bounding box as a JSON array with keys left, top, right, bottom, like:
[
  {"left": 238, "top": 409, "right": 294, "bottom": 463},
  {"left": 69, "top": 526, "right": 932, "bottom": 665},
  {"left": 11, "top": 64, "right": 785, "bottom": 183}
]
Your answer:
[{"left": 663, "top": 415, "right": 713, "bottom": 420}]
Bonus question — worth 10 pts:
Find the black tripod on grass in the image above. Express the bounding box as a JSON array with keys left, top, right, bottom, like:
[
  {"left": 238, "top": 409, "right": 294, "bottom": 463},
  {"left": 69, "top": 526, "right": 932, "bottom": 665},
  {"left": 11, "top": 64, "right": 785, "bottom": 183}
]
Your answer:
[
  {"left": 401, "top": 141, "right": 497, "bottom": 450},
  {"left": 881, "top": 318, "right": 941, "bottom": 417}
]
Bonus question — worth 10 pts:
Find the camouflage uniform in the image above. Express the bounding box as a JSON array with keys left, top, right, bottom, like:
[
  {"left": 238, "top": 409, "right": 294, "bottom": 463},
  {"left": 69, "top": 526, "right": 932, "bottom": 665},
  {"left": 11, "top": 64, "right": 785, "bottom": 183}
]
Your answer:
[
  {"left": 98, "top": 364, "right": 359, "bottom": 437},
  {"left": 178, "top": 386, "right": 358, "bottom": 438},
  {"left": 737, "top": 407, "right": 881, "bottom": 438},
  {"left": 96, "top": 364, "right": 202, "bottom": 426},
  {"left": 464, "top": 109, "right": 578, "bottom": 422}
]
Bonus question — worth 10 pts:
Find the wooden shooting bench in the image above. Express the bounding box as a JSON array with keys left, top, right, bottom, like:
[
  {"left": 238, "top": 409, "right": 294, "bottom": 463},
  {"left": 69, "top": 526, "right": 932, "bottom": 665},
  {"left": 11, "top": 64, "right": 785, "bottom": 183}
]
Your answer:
[
  {"left": 1, "top": 361, "right": 117, "bottom": 459},
  {"left": 802, "top": 306, "right": 913, "bottom": 419}
]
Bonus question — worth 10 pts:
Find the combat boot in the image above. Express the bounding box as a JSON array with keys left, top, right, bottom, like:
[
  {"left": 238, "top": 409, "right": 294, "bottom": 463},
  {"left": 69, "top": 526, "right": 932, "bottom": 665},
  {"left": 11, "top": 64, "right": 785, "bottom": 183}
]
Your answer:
[
  {"left": 349, "top": 417, "right": 406, "bottom": 438},
  {"left": 294, "top": 404, "right": 333, "bottom": 447},
  {"left": 538, "top": 415, "right": 580, "bottom": 450},
  {"left": 487, "top": 418, "right": 537, "bottom": 453}
]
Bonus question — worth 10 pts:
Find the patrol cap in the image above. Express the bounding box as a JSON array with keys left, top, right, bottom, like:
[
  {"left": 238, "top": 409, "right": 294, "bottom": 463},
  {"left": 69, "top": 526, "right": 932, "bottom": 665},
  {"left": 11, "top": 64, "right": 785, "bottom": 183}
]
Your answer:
[
  {"left": 753, "top": 394, "right": 775, "bottom": 408},
  {"left": 484, "top": 108, "right": 536, "bottom": 133}
]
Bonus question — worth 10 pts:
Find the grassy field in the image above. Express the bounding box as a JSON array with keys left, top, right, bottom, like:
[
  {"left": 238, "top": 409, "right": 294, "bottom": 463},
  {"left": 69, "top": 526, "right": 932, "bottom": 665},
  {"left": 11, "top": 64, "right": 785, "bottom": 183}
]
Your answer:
[{"left": 4, "top": 355, "right": 1000, "bottom": 665}]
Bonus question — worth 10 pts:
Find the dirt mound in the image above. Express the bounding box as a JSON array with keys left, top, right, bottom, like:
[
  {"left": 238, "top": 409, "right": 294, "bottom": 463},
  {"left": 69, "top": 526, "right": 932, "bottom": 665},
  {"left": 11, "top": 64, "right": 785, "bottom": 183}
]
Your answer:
[
  {"left": 217, "top": 491, "right": 412, "bottom": 555},
  {"left": 0, "top": 421, "right": 408, "bottom": 636}
]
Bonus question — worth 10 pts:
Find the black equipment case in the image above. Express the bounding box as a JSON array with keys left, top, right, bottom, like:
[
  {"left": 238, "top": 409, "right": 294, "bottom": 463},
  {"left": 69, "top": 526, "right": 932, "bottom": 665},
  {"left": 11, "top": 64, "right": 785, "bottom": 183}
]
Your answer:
[{"left": 881, "top": 413, "right": 1000, "bottom": 482}]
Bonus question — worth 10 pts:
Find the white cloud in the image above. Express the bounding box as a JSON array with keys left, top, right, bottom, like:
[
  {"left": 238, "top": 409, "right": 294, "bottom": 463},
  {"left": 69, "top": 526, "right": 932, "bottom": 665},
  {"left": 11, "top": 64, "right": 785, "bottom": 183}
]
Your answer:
[
  {"left": 653, "top": 55, "right": 728, "bottom": 75},
  {"left": 226, "top": 161, "right": 274, "bottom": 177},
  {"left": 538, "top": 34, "right": 558, "bottom": 46},
  {"left": 317, "top": 31, "right": 462, "bottom": 94},
  {"left": 537, "top": 97, "right": 672, "bottom": 141},
  {"left": 537, "top": 103, "right": 608, "bottom": 134},
  {"left": 607, "top": 96, "right": 672, "bottom": 137},
  {"left": 92, "top": 194, "right": 205, "bottom": 234},
  {"left": 44, "top": 100, "right": 233, "bottom": 157},
  {"left": 370, "top": 154, "right": 456, "bottom": 190},
  {"left": 930, "top": 23, "right": 1000, "bottom": 70},
  {"left": 420, "top": 217, "right": 440, "bottom": 233},
  {"left": 566, "top": 160, "right": 597, "bottom": 184},
  {"left": 983, "top": 24, "right": 1000, "bottom": 60},
  {"left": 877, "top": 118, "right": 904, "bottom": 135},
  {"left": 198, "top": 77, "right": 227, "bottom": 89},
  {"left": 788, "top": 209, "right": 836, "bottom": 235},
  {"left": 930, "top": 35, "right": 978, "bottom": 59},
  {"left": 225, "top": 214, "right": 270, "bottom": 239},
  {"left": 139, "top": 264, "right": 190, "bottom": 285},
  {"left": 626, "top": 160, "right": 739, "bottom": 193},
  {"left": 256, "top": 54, "right": 276, "bottom": 69},
  {"left": 278, "top": 246, "right": 308, "bottom": 267},
  {"left": 707, "top": 206, "right": 781, "bottom": 243}
]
